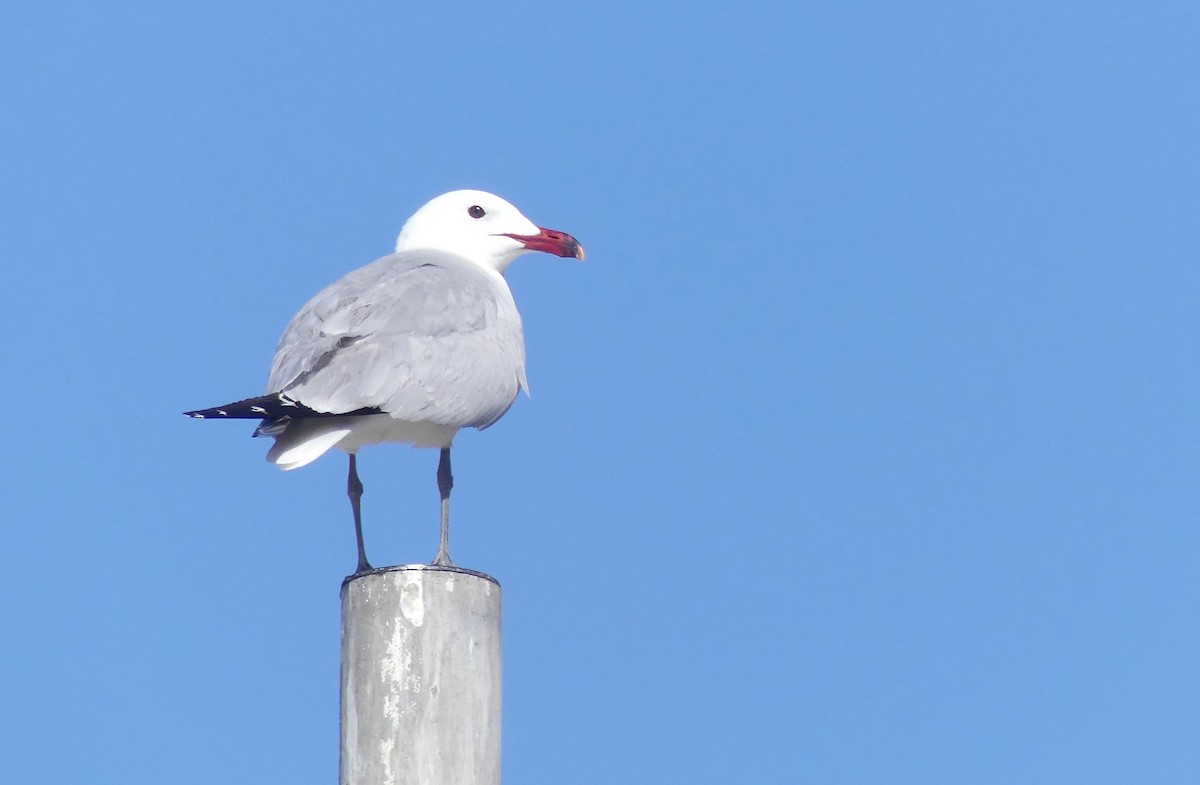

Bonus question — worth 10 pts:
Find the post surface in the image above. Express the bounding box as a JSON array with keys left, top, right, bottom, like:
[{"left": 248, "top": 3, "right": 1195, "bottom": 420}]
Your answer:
[{"left": 340, "top": 565, "right": 502, "bottom": 785}]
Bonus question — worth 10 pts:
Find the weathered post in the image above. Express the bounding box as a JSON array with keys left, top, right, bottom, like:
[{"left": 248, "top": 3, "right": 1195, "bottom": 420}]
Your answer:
[{"left": 340, "top": 565, "right": 502, "bottom": 785}]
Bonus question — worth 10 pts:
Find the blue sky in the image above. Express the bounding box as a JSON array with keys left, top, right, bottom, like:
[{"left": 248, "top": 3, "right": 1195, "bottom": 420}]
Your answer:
[{"left": 3, "top": 1, "right": 1198, "bottom": 782}]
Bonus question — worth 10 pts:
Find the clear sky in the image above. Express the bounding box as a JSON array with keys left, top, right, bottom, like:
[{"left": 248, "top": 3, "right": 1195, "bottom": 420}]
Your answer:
[{"left": 3, "top": 1, "right": 1197, "bottom": 783}]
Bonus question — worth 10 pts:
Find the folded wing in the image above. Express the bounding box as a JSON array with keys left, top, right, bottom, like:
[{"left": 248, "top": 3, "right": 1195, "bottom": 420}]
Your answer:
[{"left": 267, "top": 249, "right": 527, "bottom": 431}]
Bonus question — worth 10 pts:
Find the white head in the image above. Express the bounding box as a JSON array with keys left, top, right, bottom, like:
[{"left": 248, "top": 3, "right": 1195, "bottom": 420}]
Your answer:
[{"left": 395, "top": 189, "right": 584, "bottom": 273}]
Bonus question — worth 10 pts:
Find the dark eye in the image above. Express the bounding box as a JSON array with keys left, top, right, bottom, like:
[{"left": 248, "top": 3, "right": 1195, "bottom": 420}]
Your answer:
[{"left": 467, "top": 205, "right": 486, "bottom": 219}]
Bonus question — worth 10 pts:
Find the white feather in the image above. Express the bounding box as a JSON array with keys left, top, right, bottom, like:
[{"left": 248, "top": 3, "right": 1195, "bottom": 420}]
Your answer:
[{"left": 267, "top": 424, "right": 353, "bottom": 470}]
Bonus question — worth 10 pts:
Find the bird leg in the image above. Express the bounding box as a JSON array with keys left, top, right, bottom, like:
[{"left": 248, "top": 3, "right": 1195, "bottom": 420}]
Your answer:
[
  {"left": 347, "top": 454, "right": 372, "bottom": 574},
  {"left": 432, "top": 447, "right": 455, "bottom": 566}
]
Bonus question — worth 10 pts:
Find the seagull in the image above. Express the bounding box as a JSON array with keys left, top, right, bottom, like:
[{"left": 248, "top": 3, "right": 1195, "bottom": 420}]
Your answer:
[{"left": 185, "top": 190, "right": 584, "bottom": 573}]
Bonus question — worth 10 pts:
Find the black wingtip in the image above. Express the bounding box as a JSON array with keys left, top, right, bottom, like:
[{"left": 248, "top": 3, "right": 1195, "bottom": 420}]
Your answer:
[
  {"left": 183, "top": 393, "right": 296, "bottom": 420},
  {"left": 184, "top": 392, "right": 386, "bottom": 421}
]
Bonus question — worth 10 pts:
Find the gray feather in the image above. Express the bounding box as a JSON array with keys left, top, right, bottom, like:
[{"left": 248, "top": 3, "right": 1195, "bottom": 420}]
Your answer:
[{"left": 266, "top": 249, "right": 527, "bottom": 430}]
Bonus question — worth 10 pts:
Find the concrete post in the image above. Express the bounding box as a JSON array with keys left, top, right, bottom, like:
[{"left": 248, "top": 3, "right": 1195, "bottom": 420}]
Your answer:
[{"left": 340, "top": 565, "right": 502, "bottom": 785}]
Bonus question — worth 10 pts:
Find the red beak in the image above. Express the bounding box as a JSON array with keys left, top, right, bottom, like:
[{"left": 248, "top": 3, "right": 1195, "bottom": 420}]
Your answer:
[{"left": 502, "top": 227, "right": 586, "bottom": 260}]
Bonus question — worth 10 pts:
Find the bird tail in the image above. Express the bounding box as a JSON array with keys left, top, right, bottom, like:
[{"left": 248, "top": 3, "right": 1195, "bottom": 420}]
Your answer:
[{"left": 265, "top": 419, "right": 353, "bottom": 470}]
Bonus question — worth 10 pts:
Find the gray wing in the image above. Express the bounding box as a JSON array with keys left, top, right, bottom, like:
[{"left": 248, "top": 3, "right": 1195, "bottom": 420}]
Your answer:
[{"left": 266, "top": 250, "right": 527, "bottom": 430}]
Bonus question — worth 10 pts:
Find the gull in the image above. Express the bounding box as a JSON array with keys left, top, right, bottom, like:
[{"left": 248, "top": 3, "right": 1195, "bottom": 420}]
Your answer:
[{"left": 185, "top": 190, "right": 584, "bottom": 573}]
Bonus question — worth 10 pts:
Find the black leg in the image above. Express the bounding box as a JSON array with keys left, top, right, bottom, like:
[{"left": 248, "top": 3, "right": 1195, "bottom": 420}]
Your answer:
[
  {"left": 347, "top": 454, "right": 372, "bottom": 574},
  {"left": 432, "top": 447, "right": 454, "bottom": 566}
]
